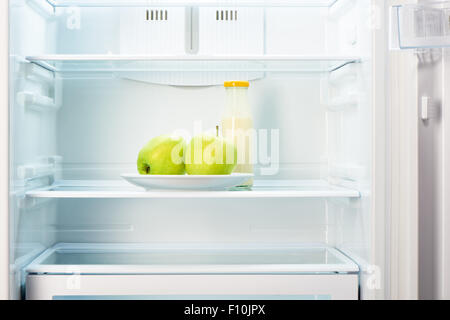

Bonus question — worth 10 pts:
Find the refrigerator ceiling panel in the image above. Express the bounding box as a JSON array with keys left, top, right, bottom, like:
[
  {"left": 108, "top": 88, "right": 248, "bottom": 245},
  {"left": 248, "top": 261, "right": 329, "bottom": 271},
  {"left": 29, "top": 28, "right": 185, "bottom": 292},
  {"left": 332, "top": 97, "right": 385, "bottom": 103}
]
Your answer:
[{"left": 45, "top": 0, "right": 341, "bottom": 8}]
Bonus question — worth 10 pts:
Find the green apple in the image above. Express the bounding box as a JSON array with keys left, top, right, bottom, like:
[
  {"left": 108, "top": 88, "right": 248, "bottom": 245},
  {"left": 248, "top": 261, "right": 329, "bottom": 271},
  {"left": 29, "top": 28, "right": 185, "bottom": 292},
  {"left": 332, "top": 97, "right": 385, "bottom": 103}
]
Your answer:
[
  {"left": 185, "top": 133, "right": 237, "bottom": 175},
  {"left": 137, "top": 135, "right": 186, "bottom": 175}
]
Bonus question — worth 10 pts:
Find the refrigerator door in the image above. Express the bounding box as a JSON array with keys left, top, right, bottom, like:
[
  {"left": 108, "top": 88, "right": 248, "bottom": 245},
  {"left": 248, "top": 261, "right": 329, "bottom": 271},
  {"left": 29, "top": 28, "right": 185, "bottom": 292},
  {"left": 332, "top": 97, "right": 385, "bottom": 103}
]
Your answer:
[
  {"left": 388, "top": 0, "right": 450, "bottom": 300},
  {"left": 0, "top": 0, "right": 9, "bottom": 301},
  {"left": 439, "top": 49, "right": 450, "bottom": 300},
  {"left": 415, "top": 36, "right": 450, "bottom": 299}
]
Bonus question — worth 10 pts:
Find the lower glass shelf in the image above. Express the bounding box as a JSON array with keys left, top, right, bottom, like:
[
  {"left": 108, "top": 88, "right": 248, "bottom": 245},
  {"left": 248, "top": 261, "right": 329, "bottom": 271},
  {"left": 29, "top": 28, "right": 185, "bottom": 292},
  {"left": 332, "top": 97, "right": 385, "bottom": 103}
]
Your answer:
[
  {"left": 25, "top": 243, "right": 359, "bottom": 274},
  {"left": 25, "top": 179, "right": 361, "bottom": 199}
]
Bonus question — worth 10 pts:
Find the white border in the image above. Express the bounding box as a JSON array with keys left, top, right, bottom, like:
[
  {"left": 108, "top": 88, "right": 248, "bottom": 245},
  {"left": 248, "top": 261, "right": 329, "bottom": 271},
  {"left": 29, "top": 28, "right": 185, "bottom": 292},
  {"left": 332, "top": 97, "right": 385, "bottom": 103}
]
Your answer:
[
  {"left": 368, "top": 0, "right": 389, "bottom": 300},
  {"left": 0, "top": 0, "right": 9, "bottom": 300},
  {"left": 386, "top": 0, "right": 419, "bottom": 300}
]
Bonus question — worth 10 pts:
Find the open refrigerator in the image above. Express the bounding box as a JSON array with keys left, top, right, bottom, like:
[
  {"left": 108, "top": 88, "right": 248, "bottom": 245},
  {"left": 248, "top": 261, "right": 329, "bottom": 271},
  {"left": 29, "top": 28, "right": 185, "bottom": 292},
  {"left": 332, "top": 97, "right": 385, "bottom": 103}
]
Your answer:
[{"left": 1, "top": 0, "right": 450, "bottom": 300}]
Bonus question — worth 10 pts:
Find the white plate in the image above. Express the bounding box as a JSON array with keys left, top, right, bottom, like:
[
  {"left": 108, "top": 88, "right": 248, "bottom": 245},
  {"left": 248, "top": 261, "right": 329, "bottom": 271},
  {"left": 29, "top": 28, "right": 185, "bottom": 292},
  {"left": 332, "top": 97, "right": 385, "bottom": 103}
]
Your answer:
[{"left": 121, "top": 173, "right": 253, "bottom": 191}]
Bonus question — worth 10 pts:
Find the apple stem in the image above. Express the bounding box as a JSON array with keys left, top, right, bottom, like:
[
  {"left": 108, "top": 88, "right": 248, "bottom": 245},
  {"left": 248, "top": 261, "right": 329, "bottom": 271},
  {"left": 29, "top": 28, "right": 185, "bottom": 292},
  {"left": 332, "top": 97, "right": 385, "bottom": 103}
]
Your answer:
[{"left": 216, "top": 125, "right": 219, "bottom": 137}]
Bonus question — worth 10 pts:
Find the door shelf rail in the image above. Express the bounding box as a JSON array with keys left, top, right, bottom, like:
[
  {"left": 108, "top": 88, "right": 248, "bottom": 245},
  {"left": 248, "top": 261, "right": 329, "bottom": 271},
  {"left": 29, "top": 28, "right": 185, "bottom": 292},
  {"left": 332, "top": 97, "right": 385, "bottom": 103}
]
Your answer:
[
  {"left": 25, "top": 54, "right": 361, "bottom": 74},
  {"left": 17, "top": 92, "right": 60, "bottom": 112},
  {"left": 25, "top": 179, "right": 361, "bottom": 199},
  {"left": 326, "top": 93, "right": 360, "bottom": 112}
]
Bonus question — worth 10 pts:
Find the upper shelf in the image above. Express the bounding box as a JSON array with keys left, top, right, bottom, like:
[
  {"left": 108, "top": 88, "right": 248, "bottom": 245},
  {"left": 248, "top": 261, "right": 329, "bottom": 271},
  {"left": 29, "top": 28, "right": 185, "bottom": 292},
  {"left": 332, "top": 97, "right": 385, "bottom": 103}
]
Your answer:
[
  {"left": 25, "top": 179, "right": 361, "bottom": 199},
  {"left": 391, "top": 2, "right": 450, "bottom": 49},
  {"left": 45, "top": 0, "right": 341, "bottom": 8},
  {"left": 25, "top": 55, "right": 360, "bottom": 74}
]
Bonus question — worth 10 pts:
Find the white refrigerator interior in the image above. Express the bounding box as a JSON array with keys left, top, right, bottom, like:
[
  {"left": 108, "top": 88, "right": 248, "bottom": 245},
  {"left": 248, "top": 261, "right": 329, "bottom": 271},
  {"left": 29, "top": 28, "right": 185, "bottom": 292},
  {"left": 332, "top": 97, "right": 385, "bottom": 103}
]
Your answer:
[{"left": 5, "top": 0, "right": 396, "bottom": 300}]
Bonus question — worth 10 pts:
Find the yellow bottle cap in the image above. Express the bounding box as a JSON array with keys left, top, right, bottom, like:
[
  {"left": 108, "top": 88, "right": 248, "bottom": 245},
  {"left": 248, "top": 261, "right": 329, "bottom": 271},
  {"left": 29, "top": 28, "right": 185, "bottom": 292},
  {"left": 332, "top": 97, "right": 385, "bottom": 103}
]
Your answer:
[{"left": 224, "top": 81, "right": 250, "bottom": 88}]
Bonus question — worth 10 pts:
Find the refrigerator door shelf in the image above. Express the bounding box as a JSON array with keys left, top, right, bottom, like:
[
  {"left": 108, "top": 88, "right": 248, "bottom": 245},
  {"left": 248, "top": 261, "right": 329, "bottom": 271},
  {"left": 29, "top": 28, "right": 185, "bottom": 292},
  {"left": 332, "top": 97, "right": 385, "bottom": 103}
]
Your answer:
[
  {"left": 44, "top": 0, "right": 341, "bottom": 8},
  {"left": 24, "top": 179, "right": 361, "bottom": 199},
  {"left": 25, "top": 243, "right": 359, "bottom": 275},
  {"left": 391, "top": 2, "right": 450, "bottom": 49}
]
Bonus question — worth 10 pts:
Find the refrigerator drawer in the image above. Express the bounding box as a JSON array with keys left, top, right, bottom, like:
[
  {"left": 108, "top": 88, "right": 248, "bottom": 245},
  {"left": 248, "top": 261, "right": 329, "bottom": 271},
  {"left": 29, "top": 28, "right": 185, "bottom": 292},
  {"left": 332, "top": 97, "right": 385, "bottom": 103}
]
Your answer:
[
  {"left": 24, "top": 243, "right": 359, "bottom": 300},
  {"left": 26, "top": 274, "right": 359, "bottom": 300}
]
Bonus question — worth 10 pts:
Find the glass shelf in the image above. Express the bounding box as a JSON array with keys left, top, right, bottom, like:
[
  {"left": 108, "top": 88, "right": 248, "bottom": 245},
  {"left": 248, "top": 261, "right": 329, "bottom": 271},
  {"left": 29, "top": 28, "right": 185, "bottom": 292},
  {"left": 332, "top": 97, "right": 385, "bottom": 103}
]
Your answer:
[
  {"left": 25, "top": 180, "right": 361, "bottom": 199},
  {"left": 25, "top": 243, "right": 359, "bottom": 274},
  {"left": 391, "top": 2, "right": 450, "bottom": 49},
  {"left": 45, "top": 0, "right": 340, "bottom": 8},
  {"left": 26, "top": 55, "right": 360, "bottom": 74}
]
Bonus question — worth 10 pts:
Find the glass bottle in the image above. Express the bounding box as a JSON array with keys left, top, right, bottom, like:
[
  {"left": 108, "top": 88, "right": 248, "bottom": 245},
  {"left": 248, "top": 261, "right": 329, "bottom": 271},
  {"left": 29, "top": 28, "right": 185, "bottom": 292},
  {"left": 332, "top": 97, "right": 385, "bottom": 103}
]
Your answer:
[{"left": 221, "top": 81, "right": 254, "bottom": 189}]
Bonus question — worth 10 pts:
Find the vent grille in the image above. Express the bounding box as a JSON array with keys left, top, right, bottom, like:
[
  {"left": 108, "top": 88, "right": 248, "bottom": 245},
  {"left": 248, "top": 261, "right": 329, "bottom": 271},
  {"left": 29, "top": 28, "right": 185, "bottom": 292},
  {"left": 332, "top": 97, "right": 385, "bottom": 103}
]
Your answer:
[
  {"left": 216, "top": 10, "right": 238, "bottom": 21},
  {"left": 146, "top": 9, "right": 168, "bottom": 21}
]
